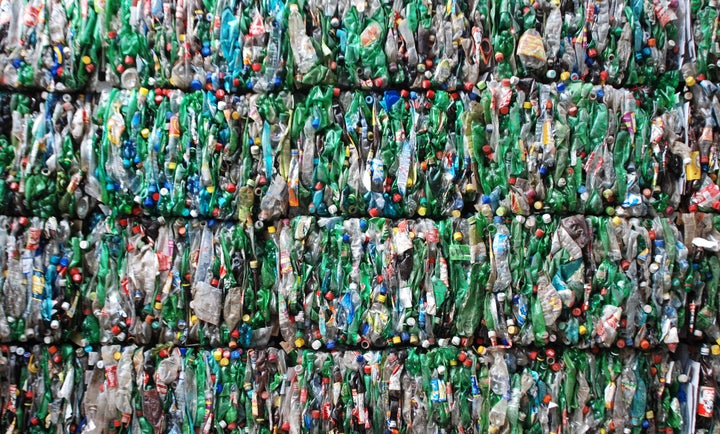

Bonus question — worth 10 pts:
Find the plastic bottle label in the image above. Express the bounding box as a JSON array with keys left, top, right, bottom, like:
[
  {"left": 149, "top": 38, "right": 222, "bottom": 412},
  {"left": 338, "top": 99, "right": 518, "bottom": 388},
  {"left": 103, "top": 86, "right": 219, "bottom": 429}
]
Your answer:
[
  {"left": 471, "top": 376, "right": 481, "bottom": 397},
  {"left": 686, "top": 151, "right": 701, "bottom": 181},
  {"left": 399, "top": 287, "right": 412, "bottom": 309},
  {"left": 449, "top": 244, "right": 471, "bottom": 262},
  {"left": 280, "top": 250, "right": 292, "bottom": 275},
  {"left": 431, "top": 378, "right": 447, "bottom": 402},
  {"left": 699, "top": 386, "right": 715, "bottom": 417}
]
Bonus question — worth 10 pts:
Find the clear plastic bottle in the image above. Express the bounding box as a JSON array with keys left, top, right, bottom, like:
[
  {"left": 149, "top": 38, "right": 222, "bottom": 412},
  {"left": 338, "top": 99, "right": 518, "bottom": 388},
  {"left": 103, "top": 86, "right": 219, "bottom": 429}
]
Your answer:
[
  {"left": 492, "top": 223, "right": 511, "bottom": 293},
  {"left": 288, "top": 4, "right": 318, "bottom": 75}
]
